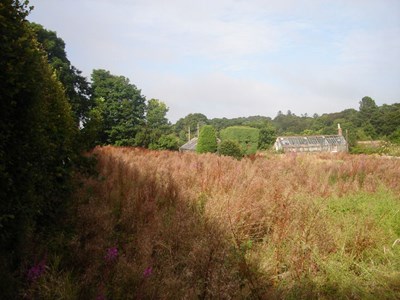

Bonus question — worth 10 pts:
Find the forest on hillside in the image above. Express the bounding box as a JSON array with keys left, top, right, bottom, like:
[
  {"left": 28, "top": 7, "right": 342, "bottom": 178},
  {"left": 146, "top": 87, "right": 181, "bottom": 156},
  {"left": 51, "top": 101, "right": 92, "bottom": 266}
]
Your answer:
[{"left": 1, "top": 1, "right": 400, "bottom": 298}]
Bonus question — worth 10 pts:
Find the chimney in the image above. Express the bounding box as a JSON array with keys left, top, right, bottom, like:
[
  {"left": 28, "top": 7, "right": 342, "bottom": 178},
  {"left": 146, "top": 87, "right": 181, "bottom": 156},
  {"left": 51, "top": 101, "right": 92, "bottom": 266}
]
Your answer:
[{"left": 338, "top": 123, "right": 342, "bottom": 136}]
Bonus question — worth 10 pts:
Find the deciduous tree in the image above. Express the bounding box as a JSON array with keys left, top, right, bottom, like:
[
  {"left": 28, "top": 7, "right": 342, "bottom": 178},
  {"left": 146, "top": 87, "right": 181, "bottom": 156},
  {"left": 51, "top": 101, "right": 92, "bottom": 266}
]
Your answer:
[
  {"left": 90, "top": 69, "right": 146, "bottom": 146},
  {"left": 136, "top": 99, "right": 173, "bottom": 149}
]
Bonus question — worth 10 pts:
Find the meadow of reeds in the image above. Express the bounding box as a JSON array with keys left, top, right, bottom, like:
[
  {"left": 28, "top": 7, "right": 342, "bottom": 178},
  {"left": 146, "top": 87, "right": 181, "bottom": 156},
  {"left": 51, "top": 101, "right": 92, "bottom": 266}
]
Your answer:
[{"left": 29, "top": 146, "right": 400, "bottom": 299}]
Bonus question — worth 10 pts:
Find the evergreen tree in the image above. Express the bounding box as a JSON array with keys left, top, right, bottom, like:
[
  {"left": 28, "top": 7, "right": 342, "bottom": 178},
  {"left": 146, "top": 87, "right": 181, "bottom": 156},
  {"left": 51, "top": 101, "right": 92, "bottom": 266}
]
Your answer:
[{"left": 196, "top": 125, "right": 217, "bottom": 153}]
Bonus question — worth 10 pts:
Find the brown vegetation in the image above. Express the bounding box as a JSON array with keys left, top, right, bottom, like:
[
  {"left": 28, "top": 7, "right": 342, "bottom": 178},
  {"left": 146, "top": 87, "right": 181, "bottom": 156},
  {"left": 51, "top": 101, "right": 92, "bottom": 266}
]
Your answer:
[{"left": 72, "top": 147, "right": 400, "bottom": 299}]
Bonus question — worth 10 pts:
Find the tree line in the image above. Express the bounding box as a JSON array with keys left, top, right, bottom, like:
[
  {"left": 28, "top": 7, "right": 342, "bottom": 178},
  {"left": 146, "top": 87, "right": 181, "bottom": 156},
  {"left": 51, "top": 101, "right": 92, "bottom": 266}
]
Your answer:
[
  {"left": 174, "top": 98, "right": 400, "bottom": 149},
  {"left": 25, "top": 19, "right": 400, "bottom": 153},
  {"left": 23, "top": 16, "right": 400, "bottom": 154}
]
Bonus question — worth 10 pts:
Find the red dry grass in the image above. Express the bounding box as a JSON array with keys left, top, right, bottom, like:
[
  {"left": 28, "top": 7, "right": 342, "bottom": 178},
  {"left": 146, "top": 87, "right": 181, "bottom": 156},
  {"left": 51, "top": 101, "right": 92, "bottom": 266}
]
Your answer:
[{"left": 72, "top": 147, "right": 400, "bottom": 299}]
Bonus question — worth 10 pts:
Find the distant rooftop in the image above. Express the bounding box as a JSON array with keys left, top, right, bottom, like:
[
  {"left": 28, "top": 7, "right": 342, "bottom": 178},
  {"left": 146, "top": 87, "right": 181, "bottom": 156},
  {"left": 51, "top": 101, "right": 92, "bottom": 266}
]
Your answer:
[{"left": 179, "top": 138, "right": 198, "bottom": 152}]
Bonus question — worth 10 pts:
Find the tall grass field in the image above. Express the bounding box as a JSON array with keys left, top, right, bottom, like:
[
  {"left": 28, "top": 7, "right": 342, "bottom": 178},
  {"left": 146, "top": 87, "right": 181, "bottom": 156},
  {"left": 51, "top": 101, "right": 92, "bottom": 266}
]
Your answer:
[{"left": 27, "top": 147, "right": 400, "bottom": 299}]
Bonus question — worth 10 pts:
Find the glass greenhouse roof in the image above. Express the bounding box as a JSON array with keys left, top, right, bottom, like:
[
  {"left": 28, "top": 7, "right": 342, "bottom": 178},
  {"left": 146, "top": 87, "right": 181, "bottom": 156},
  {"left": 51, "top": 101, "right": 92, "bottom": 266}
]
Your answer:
[{"left": 277, "top": 135, "right": 347, "bottom": 147}]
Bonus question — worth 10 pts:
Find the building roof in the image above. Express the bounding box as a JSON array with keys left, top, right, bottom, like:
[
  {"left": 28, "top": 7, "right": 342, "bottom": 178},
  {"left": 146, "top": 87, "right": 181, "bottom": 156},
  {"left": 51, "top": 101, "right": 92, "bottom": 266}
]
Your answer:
[
  {"left": 179, "top": 138, "right": 198, "bottom": 151},
  {"left": 276, "top": 135, "right": 347, "bottom": 147}
]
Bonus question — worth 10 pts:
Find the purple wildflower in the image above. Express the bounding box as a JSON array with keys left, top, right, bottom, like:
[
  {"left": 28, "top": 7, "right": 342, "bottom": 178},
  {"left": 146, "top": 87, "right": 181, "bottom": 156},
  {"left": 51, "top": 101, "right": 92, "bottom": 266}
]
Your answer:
[
  {"left": 143, "top": 266, "right": 153, "bottom": 278},
  {"left": 104, "top": 247, "right": 118, "bottom": 262},
  {"left": 96, "top": 294, "right": 106, "bottom": 300},
  {"left": 27, "top": 259, "right": 46, "bottom": 282}
]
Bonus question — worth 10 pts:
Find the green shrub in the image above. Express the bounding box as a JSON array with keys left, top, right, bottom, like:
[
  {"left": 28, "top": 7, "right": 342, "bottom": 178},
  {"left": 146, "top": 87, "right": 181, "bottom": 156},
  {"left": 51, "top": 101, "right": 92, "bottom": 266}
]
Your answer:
[
  {"left": 218, "top": 140, "right": 243, "bottom": 159},
  {"left": 196, "top": 125, "right": 217, "bottom": 153},
  {"left": 389, "top": 129, "right": 400, "bottom": 144},
  {"left": 150, "top": 134, "right": 180, "bottom": 150},
  {"left": 220, "top": 126, "right": 259, "bottom": 155},
  {"left": 258, "top": 126, "right": 276, "bottom": 150}
]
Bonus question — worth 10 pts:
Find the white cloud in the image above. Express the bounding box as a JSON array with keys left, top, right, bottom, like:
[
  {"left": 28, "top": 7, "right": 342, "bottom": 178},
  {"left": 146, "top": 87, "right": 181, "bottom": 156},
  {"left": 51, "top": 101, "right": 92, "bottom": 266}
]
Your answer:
[
  {"left": 339, "top": 28, "right": 400, "bottom": 65},
  {"left": 28, "top": 0, "right": 400, "bottom": 122}
]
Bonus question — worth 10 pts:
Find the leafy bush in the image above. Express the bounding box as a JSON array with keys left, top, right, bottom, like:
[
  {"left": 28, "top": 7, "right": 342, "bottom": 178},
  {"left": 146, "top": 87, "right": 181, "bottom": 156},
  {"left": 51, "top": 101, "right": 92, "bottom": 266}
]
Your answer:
[
  {"left": 196, "top": 125, "right": 217, "bottom": 153},
  {"left": 258, "top": 126, "right": 276, "bottom": 150},
  {"left": 220, "top": 126, "right": 259, "bottom": 155},
  {"left": 218, "top": 139, "right": 243, "bottom": 159}
]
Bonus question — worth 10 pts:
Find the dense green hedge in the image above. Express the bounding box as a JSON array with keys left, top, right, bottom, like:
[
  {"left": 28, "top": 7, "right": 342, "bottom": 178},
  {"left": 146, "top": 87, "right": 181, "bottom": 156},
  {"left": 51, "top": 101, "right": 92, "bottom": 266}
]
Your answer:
[
  {"left": 220, "top": 126, "right": 259, "bottom": 155},
  {"left": 196, "top": 125, "right": 217, "bottom": 153}
]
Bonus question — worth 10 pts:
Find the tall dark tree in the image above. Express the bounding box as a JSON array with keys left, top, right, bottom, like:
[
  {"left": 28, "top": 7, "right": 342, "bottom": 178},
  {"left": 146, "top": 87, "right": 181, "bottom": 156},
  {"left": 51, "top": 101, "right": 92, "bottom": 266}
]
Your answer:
[
  {"left": 29, "top": 23, "right": 92, "bottom": 126},
  {"left": 90, "top": 69, "right": 146, "bottom": 146},
  {"left": 1, "top": 1, "right": 76, "bottom": 296},
  {"left": 357, "top": 96, "right": 378, "bottom": 139}
]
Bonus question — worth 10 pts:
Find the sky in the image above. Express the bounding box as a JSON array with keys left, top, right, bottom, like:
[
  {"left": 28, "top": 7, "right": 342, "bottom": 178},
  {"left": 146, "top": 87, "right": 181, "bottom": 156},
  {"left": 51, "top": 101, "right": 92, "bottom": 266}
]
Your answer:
[{"left": 28, "top": 0, "right": 400, "bottom": 122}]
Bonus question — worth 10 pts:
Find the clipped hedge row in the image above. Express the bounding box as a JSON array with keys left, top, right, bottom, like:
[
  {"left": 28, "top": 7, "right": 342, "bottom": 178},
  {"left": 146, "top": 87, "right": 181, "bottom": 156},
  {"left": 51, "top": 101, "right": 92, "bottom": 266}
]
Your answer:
[
  {"left": 196, "top": 125, "right": 217, "bottom": 153},
  {"left": 220, "top": 126, "right": 259, "bottom": 155}
]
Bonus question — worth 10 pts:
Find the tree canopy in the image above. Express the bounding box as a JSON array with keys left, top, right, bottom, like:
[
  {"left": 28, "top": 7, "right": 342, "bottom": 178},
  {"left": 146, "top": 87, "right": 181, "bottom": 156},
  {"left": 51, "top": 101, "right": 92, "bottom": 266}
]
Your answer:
[
  {"left": 90, "top": 69, "right": 146, "bottom": 146},
  {"left": 136, "top": 99, "right": 175, "bottom": 149},
  {"left": 29, "top": 22, "right": 92, "bottom": 126}
]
